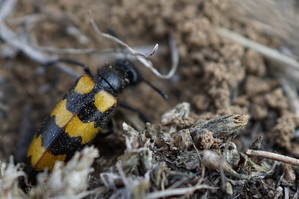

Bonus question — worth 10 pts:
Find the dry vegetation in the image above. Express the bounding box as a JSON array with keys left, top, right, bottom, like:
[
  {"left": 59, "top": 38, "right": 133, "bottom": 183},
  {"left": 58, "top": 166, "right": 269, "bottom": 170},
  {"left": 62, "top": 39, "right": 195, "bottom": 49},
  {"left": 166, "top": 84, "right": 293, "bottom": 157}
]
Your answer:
[{"left": 1, "top": 0, "right": 299, "bottom": 198}]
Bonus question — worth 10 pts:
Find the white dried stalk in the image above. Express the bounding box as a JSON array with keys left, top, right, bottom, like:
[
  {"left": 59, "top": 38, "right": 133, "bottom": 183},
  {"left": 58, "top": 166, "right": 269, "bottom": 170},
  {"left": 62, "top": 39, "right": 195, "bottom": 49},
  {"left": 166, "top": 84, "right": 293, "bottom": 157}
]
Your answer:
[{"left": 89, "top": 14, "right": 178, "bottom": 79}]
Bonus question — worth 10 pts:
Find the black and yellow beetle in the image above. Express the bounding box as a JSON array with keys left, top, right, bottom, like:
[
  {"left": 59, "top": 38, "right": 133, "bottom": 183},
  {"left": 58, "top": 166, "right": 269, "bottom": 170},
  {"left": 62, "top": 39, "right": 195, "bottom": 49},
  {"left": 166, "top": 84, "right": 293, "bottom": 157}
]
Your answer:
[{"left": 26, "top": 59, "right": 167, "bottom": 171}]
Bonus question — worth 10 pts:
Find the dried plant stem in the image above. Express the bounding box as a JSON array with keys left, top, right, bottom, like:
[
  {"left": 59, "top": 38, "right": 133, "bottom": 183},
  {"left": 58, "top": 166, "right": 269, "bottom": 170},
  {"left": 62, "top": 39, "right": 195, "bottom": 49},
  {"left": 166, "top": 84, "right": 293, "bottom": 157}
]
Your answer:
[
  {"left": 0, "top": 32, "right": 80, "bottom": 77},
  {"left": 246, "top": 149, "right": 299, "bottom": 166},
  {"left": 36, "top": 46, "right": 100, "bottom": 54},
  {"left": 36, "top": 45, "right": 166, "bottom": 56},
  {"left": 0, "top": 20, "right": 54, "bottom": 63},
  {"left": 0, "top": 0, "right": 17, "bottom": 20},
  {"left": 0, "top": 0, "right": 51, "bottom": 62},
  {"left": 89, "top": 13, "right": 178, "bottom": 79},
  {"left": 0, "top": 9, "right": 80, "bottom": 77},
  {"left": 0, "top": 1, "right": 83, "bottom": 78},
  {"left": 280, "top": 78, "right": 299, "bottom": 117},
  {"left": 191, "top": 137, "right": 205, "bottom": 185},
  {"left": 217, "top": 27, "right": 299, "bottom": 71},
  {"left": 145, "top": 185, "right": 216, "bottom": 199},
  {"left": 192, "top": 114, "right": 249, "bottom": 140}
]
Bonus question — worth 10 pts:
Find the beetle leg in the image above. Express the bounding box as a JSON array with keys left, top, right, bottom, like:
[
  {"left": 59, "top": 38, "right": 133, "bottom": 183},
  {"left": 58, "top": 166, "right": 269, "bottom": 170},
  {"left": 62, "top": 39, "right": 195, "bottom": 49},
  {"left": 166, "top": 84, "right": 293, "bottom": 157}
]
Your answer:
[
  {"left": 119, "top": 101, "right": 150, "bottom": 123},
  {"left": 15, "top": 103, "right": 35, "bottom": 164},
  {"left": 98, "top": 119, "right": 114, "bottom": 136},
  {"left": 43, "top": 58, "right": 92, "bottom": 76}
]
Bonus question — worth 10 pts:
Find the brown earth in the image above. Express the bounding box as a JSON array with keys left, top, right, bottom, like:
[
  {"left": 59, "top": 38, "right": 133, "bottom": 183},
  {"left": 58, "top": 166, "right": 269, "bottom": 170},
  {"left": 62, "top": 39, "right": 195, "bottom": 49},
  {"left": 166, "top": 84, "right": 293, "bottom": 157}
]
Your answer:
[{"left": 1, "top": 0, "right": 299, "bottom": 198}]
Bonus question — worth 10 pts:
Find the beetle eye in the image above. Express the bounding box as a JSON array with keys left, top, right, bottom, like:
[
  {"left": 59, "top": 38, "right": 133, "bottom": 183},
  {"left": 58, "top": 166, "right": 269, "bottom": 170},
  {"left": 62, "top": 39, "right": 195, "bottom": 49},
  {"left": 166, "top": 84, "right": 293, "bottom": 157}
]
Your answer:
[
  {"left": 126, "top": 68, "right": 140, "bottom": 85},
  {"left": 115, "top": 60, "right": 141, "bottom": 85}
]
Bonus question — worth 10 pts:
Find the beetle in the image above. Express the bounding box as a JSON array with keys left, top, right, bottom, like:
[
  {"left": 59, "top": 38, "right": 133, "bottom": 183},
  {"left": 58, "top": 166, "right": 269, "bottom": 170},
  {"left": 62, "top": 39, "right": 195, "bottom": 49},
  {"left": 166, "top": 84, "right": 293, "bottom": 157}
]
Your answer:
[{"left": 26, "top": 59, "right": 167, "bottom": 171}]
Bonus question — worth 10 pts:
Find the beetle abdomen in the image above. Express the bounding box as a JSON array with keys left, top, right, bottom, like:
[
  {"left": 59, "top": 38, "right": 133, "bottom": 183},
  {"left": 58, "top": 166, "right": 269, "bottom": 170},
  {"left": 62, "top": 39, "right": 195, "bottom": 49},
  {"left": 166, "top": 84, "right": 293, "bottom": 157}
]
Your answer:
[{"left": 27, "top": 74, "right": 117, "bottom": 171}]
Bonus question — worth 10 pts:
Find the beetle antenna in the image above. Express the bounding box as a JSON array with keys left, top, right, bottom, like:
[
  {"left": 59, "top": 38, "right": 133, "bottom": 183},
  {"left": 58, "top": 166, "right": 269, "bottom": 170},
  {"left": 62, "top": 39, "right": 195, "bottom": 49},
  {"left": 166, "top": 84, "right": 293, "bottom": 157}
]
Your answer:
[
  {"left": 43, "top": 58, "right": 92, "bottom": 75},
  {"left": 143, "top": 79, "right": 168, "bottom": 100}
]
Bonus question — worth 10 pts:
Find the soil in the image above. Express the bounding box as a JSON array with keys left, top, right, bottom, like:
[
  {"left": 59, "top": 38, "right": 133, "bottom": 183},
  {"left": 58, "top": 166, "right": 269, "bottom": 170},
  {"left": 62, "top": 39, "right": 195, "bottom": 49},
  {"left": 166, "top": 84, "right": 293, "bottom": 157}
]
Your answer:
[{"left": 1, "top": 0, "right": 299, "bottom": 198}]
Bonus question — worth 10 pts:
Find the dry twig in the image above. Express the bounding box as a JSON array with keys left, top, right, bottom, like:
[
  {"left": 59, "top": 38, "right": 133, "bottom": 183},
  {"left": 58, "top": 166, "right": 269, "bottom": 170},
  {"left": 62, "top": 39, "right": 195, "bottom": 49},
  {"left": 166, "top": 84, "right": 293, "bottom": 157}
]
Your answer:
[
  {"left": 280, "top": 78, "right": 299, "bottom": 117},
  {"left": 145, "top": 185, "right": 216, "bottom": 199},
  {"left": 0, "top": 1, "right": 82, "bottom": 77},
  {"left": 89, "top": 13, "right": 178, "bottom": 79},
  {"left": 0, "top": 0, "right": 17, "bottom": 20},
  {"left": 217, "top": 27, "right": 299, "bottom": 72},
  {"left": 246, "top": 149, "right": 299, "bottom": 166}
]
